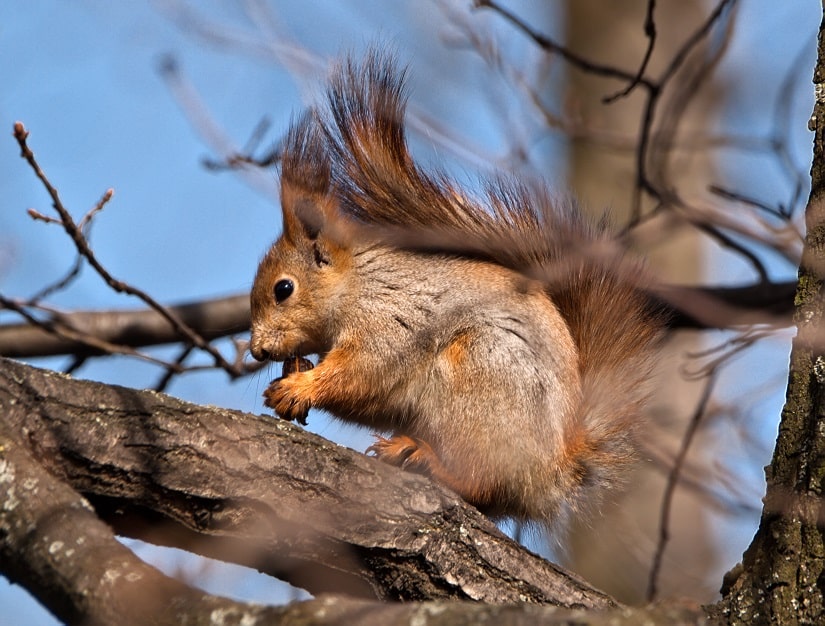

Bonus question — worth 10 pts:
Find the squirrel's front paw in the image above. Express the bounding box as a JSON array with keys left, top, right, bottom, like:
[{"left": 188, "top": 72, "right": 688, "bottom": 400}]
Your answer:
[
  {"left": 367, "top": 435, "right": 438, "bottom": 475},
  {"left": 264, "top": 374, "right": 312, "bottom": 425}
]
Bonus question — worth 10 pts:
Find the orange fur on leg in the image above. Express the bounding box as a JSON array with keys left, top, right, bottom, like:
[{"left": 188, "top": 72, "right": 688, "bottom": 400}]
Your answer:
[
  {"left": 264, "top": 370, "right": 315, "bottom": 422},
  {"left": 367, "top": 434, "right": 438, "bottom": 471},
  {"left": 367, "top": 435, "right": 498, "bottom": 510}
]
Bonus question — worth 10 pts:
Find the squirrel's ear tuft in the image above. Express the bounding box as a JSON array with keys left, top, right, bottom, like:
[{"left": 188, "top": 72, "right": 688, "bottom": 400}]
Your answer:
[{"left": 280, "top": 112, "right": 335, "bottom": 242}]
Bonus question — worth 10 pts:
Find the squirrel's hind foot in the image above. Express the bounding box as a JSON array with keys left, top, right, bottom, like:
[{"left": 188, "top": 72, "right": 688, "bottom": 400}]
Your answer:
[{"left": 367, "top": 434, "right": 439, "bottom": 475}]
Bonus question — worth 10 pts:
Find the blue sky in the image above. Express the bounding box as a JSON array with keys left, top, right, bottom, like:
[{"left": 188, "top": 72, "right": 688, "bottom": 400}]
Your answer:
[
  {"left": 1, "top": 1, "right": 821, "bottom": 622},
  {"left": 1, "top": 4, "right": 530, "bottom": 620}
]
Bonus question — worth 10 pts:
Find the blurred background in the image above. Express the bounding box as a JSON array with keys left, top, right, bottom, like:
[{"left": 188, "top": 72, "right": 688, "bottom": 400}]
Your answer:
[{"left": 1, "top": 1, "right": 818, "bottom": 622}]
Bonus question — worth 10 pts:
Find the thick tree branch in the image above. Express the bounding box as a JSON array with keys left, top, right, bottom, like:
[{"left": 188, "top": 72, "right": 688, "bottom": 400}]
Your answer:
[
  {"left": 0, "top": 357, "right": 718, "bottom": 623},
  {"left": 0, "top": 416, "right": 288, "bottom": 625},
  {"left": 4, "top": 407, "right": 710, "bottom": 624},
  {"left": 713, "top": 10, "right": 825, "bottom": 624},
  {"left": 0, "top": 357, "right": 615, "bottom": 608}
]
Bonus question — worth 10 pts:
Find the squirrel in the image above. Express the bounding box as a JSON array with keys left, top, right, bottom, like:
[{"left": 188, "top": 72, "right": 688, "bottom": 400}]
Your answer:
[{"left": 249, "top": 52, "right": 663, "bottom": 528}]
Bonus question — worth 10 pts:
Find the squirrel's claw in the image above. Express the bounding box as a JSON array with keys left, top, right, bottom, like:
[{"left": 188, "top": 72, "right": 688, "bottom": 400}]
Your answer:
[
  {"left": 264, "top": 375, "right": 311, "bottom": 425},
  {"left": 367, "top": 435, "right": 438, "bottom": 475}
]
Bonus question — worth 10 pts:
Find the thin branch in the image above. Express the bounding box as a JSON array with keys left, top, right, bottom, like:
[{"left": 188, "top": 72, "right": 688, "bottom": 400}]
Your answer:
[
  {"left": 639, "top": 435, "right": 761, "bottom": 517},
  {"left": 26, "top": 252, "right": 84, "bottom": 303},
  {"left": 643, "top": 1, "right": 735, "bottom": 204},
  {"left": 647, "top": 371, "right": 718, "bottom": 602},
  {"left": 709, "top": 185, "right": 789, "bottom": 221},
  {"left": 155, "top": 344, "right": 194, "bottom": 391},
  {"left": 681, "top": 327, "right": 776, "bottom": 381},
  {"left": 634, "top": 0, "right": 735, "bottom": 221},
  {"left": 12, "top": 122, "right": 243, "bottom": 376},
  {"left": 0, "top": 293, "right": 196, "bottom": 373},
  {"left": 474, "top": 0, "right": 650, "bottom": 87},
  {"left": 27, "top": 189, "right": 114, "bottom": 304},
  {"left": 78, "top": 186, "right": 114, "bottom": 229},
  {"left": 156, "top": 57, "right": 279, "bottom": 197},
  {"left": 0, "top": 293, "right": 251, "bottom": 358},
  {"left": 603, "top": 0, "right": 657, "bottom": 104},
  {"left": 692, "top": 219, "right": 770, "bottom": 283},
  {"left": 632, "top": 0, "right": 737, "bottom": 220},
  {"left": 658, "top": 0, "right": 736, "bottom": 86}
]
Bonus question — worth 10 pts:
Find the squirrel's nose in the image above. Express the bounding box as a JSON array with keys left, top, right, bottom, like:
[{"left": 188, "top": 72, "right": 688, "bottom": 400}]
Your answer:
[{"left": 250, "top": 345, "right": 272, "bottom": 362}]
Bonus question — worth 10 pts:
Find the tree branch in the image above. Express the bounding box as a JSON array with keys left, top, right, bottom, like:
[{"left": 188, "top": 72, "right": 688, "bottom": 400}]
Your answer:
[
  {"left": 12, "top": 122, "right": 243, "bottom": 376},
  {"left": 713, "top": 9, "right": 825, "bottom": 623},
  {"left": 0, "top": 356, "right": 615, "bottom": 608},
  {"left": 0, "top": 414, "right": 289, "bottom": 625},
  {"left": 0, "top": 282, "right": 795, "bottom": 362},
  {"left": 0, "top": 294, "right": 250, "bottom": 358}
]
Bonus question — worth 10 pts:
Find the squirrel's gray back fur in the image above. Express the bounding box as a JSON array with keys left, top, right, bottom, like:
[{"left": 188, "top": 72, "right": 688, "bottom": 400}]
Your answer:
[{"left": 260, "top": 51, "right": 664, "bottom": 527}]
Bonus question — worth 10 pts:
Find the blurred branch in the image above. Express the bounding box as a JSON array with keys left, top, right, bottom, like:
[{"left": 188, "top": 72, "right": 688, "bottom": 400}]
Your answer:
[
  {"left": 0, "top": 282, "right": 794, "bottom": 363},
  {"left": 602, "top": 0, "right": 657, "bottom": 104},
  {"left": 473, "top": 0, "right": 647, "bottom": 86},
  {"left": 0, "top": 294, "right": 250, "bottom": 358},
  {"left": 647, "top": 371, "right": 717, "bottom": 602},
  {"left": 1, "top": 119, "right": 797, "bottom": 363},
  {"left": 653, "top": 282, "right": 795, "bottom": 329}
]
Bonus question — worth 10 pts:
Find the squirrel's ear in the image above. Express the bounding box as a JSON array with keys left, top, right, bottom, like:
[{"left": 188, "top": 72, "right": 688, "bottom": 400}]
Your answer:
[
  {"left": 283, "top": 193, "right": 345, "bottom": 268},
  {"left": 282, "top": 191, "right": 329, "bottom": 242}
]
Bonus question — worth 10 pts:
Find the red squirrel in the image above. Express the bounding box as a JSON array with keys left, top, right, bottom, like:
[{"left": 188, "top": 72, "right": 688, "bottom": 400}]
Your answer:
[{"left": 250, "top": 53, "right": 663, "bottom": 527}]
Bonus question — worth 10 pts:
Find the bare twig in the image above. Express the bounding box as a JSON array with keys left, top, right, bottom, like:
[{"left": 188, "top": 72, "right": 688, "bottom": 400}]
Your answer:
[
  {"left": 155, "top": 344, "right": 195, "bottom": 391},
  {"left": 12, "top": 122, "right": 243, "bottom": 377},
  {"left": 26, "top": 253, "right": 84, "bottom": 304},
  {"left": 709, "top": 185, "right": 789, "bottom": 221},
  {"left": 632, "top": 0, "right": 737, "bottom": 218},
  {"left": 647, "top": 372, "right": 718, "bottom": 602},
  {"left": 27, "top": 189, "right": 114, "bottom": 304},
  {"left": 681, "top": 327, "right": 778, "bottom": 381},
  {"left": 603, "top": 0, "right": 657, "bottom": 104},
  {"left": 474, "top": 0, "right": 650, "bottom": 87},
  {"left": 156, "top": 58, "right": 279, "bottom": 197}
]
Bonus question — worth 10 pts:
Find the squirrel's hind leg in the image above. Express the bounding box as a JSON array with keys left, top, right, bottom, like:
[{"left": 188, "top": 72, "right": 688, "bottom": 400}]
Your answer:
[
  {"left": 367, "top": 434, "right": 433, "bottom": 470},
  {"left": 367, "top": 434, "right": 497, "bottom": 509}
]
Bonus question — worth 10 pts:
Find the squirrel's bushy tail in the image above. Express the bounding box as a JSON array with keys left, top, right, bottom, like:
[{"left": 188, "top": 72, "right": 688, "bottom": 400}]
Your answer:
[
  {"left": 548, "top": 253, "right": 663, "bottom": 514},
  {"left": 319, "top": 51, "right": 664, "bottom": 516}
]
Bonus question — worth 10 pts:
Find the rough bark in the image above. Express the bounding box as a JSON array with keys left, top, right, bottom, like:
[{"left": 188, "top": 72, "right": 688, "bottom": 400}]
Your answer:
[
  {"left": 0, "top": 356, "right": 716, "bottom": 624},
  {"left": 712, "top": 8, "right": 825, "bottom": 625},
  {"left": 0, "top": 357, "right": 616, "bottom": 607},
  {"left": 0, "top": 416, "right": 289, "bottom": 625}
]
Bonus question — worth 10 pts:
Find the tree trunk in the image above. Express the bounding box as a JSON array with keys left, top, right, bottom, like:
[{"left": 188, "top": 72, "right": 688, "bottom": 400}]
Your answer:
[{"left": 712, "top": 8, "right": 825, "bottom": 625}]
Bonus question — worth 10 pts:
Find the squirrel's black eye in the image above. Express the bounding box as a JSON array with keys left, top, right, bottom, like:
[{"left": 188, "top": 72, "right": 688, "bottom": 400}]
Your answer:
[{"left": 274, "top": 279, "right": 294, "bottom": 303}]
